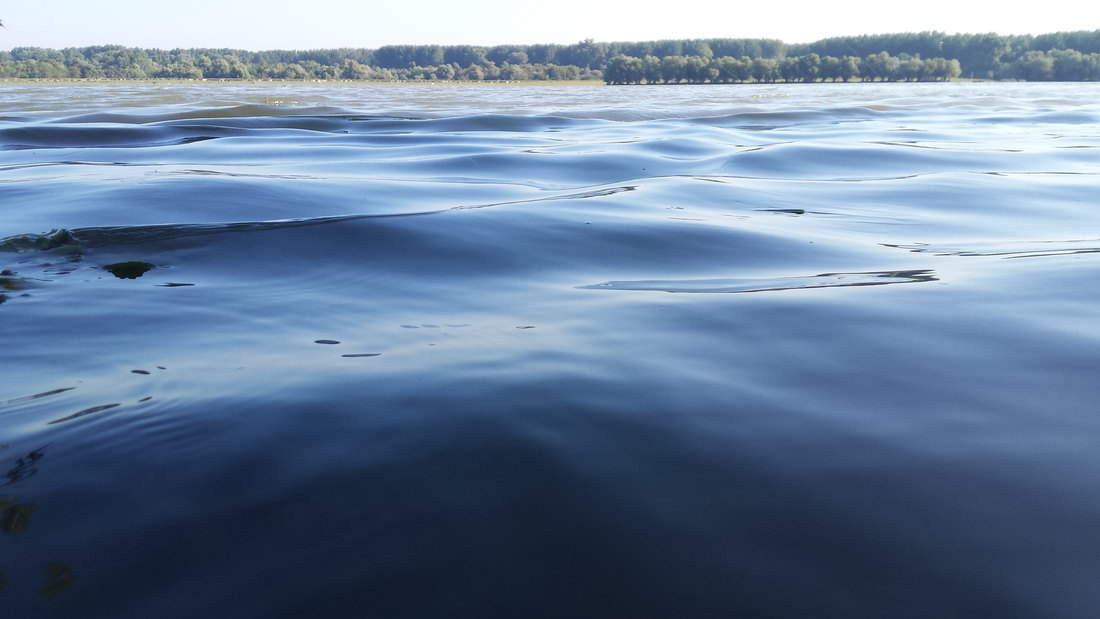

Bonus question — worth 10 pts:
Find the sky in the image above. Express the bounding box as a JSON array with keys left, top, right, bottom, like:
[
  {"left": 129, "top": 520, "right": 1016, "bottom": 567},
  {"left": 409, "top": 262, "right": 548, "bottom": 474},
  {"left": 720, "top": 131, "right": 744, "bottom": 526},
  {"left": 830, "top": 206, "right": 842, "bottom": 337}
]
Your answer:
[{"left": 1, "top": 0, "right": 1097, "bottom": 51}]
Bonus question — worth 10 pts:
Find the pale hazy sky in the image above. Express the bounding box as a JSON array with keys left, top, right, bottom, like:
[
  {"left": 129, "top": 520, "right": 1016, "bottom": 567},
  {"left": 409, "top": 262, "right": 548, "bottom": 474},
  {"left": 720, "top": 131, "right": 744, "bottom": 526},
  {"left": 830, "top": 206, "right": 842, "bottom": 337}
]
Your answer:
[{"left": 1, "top": 0, "right": 1096, "bottom": 50}]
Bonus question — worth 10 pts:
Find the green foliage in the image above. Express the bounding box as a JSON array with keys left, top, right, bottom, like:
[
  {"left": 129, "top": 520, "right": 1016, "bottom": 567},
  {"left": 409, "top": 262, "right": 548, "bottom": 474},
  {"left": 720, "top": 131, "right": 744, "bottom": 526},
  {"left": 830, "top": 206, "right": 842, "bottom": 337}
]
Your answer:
[
  {"left": 1, "top": 31, "right": 1098, "bottom": 82},
  {"left": 598, "top": 50, "right": 965, "bottom": 84}
]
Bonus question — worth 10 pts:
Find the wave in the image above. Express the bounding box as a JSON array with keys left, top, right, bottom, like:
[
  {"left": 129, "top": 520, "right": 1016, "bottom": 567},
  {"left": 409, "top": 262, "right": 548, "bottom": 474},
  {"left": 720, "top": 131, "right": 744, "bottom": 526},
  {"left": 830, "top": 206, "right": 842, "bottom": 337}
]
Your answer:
[
  {"left": 579, "top": 269, "right": 938, "bottom": 293},
  {"left": 884, "top": 239, "right": 1100, "bottom": 259}
]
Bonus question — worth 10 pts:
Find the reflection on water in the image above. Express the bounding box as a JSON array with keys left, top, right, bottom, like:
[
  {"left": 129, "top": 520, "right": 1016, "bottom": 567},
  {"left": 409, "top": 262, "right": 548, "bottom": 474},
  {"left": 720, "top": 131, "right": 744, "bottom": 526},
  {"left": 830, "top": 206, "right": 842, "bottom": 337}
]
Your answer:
[
  {"left": 2, "top": 446, "right": 46, "bottom": 487},
  {"left": 0, "top": 498, "right": 34, "bottom": 534},
  {"left": 1, "top": 82, "right": 1099, "bottom": 618},
  {"left": 40, "top": 562, "right": 78, "bottom": 599},
  {"left": 0, "top": 445, "right": 79, "bottom": 601}
]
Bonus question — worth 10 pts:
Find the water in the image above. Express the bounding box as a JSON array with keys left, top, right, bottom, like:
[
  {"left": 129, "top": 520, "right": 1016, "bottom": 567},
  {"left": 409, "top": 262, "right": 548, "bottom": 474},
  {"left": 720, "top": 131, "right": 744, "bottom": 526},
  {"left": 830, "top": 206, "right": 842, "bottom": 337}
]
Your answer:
[{"left": 2, "top": 81, "right": 1099, "bottom": 618}]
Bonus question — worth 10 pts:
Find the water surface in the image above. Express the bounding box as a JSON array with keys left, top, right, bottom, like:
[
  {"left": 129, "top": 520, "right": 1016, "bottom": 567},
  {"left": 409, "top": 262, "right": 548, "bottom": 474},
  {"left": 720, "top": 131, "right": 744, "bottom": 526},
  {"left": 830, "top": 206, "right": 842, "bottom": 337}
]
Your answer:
[{"left": 2, "top": 82, "right": 1100, "bottom": 618}]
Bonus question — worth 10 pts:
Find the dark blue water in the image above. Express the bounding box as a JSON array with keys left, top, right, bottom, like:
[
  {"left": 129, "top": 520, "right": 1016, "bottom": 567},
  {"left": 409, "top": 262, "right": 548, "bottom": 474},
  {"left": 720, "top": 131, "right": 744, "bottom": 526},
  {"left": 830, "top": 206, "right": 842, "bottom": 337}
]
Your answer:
[{"left": 3, "top": 82, "right": 1100, "bottom": 618}]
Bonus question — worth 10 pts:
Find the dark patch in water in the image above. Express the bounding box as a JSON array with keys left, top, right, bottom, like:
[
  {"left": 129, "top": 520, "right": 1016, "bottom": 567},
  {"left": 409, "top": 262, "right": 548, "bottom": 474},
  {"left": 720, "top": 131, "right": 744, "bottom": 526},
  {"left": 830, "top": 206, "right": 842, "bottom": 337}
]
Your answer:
[
  {"left": 103, "top": 261, "right": 155, "bottom": 279},
  {"left": 1, "top": 501, "right": 34, "bottom": 532},
  {"left": 176, "top": 136, "right": 220, "bottom": 145},
  {"left": 2, "top": 446, "right": 47, "bottom": 487},
  {"left": 315, "top": 339, "right": 341, "bottom": 345},
  {"left": 39, "top": 562, "right": 77, "bottom": 599},
  {"left": 757, "top": 208, "right": 807, "bottom": 215}
]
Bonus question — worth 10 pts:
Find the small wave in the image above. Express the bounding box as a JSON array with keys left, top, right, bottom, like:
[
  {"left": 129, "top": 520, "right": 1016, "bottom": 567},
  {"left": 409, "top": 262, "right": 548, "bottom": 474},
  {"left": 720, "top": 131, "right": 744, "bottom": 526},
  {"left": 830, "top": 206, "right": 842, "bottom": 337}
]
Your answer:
[
  {"left": 47, "top": 402, "right": 122, "bottom": 425},
  {"left": 2, "top": 111, "right": 596, "bottom": 151},
  {"left": 56, "top": 104, "right": 357, "bottom": 124},
  {"left": 685, "top": 105, "right": 888, "bottom": 129},
  {"left": 0, "top": 184, "right": 636, "bottom": 252},
  {"left": 885, "top": 240, "right": 1100, "bottom": 259},
  {"left": 579, "top": 270, "right": 937, "bottom": 293},
  {"left": 0, "top": 125, "right": 224, "bottom": 150}
]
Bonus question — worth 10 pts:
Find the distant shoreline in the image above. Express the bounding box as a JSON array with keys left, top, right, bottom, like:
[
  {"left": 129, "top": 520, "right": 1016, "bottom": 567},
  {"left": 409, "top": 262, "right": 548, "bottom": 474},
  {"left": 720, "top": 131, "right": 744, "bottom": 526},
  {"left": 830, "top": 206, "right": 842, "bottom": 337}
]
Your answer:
[
  {"left": 0, "top": 77, "right": 998, "bottom": 86},
  {"left": 4, "top": 33, "right": 1099, "bottom": 82},
  {"left": 0, "top": 78, "right": 605, "bottom": 85}
]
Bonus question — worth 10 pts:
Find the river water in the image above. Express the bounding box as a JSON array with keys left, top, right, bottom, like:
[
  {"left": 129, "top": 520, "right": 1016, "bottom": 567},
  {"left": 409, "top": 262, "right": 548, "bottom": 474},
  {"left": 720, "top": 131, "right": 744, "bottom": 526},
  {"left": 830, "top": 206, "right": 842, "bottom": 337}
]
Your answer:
[{"left": 2, "top": 81, "right": 1100, "bottom": 618}]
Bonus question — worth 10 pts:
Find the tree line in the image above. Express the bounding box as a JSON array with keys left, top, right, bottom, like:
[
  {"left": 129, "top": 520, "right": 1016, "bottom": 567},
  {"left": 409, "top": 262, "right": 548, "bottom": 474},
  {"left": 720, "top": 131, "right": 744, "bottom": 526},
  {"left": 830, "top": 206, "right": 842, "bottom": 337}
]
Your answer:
[
  {"left": 0, "top": 31, "right": 1098, "bottom": 82},
  {"left": 603, "top": 52, "right": 962, "bottom": 84}
]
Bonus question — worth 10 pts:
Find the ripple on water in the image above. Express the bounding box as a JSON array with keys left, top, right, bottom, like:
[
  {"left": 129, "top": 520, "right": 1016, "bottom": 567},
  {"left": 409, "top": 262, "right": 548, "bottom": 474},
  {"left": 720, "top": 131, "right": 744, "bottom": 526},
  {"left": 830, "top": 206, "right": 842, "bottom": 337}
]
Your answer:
[{"left": 2, "top": 82, "right": 1100, "bottom": 619}]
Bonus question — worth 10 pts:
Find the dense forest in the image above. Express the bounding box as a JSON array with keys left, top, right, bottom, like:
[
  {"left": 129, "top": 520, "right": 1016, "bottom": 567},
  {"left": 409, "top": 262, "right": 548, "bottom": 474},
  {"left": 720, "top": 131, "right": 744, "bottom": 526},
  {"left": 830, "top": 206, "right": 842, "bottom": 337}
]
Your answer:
[{"left": 1, "top": 31, "right": 1099, "bottom": 83}]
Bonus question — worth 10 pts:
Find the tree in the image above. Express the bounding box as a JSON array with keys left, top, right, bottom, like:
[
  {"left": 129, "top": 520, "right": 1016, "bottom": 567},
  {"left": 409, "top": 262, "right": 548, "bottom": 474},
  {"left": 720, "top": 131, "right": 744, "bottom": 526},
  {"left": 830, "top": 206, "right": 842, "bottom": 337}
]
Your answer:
[
  {"left": 547, "top": 64, "right": 579, "bottom": 80},
  {"left": 487, "top": 45, "right": 528, "bottom": 65},
  {"left": 1049, "top": 49, "right": 1100, "bottom": 81},
  {"left": 603, "top": 54, "right": 644, "bottom": 84},
  {"left": 462, "top": 64, "right": 485, "bottom": 81},
  {"left": 339, "top": 58, "right": 373, "bottom": 80},
  {"left": 838, "top": 56, "right": 861, "bottom": 81},
  {"left": 2, "top": 34, "right": 1098, "bottom": 84},
  {"left": 820, "top": 55, "right": 841, "bottom": 81},
  {"left": 924, "top": 57, "right": 960, "bottom": 81},
  {"left": 732, "top": 56, "right": 753, "bottom": 82},
  {"left": 898, "top": 56, "right": 924, "bottom": 81},
  {"left": 563, "top": 38, "right": 608, "bottom": 69},
  {"left": 779, "top": 56, "right": 800, "bottom": 82},
  {"left": 526, "top": 44, "right": 559, "bottom": 64},
  {"left": 963, "top": 33, "right": 1010, "bottom": 78},
  {"left": 499, "top": 61, "right": 530, "bottom": 81},
  {"left": 643, "top": 55, "right": 662, "bottom": 83},
  {"left": 280, "top": 63, "right": 308, "bottom": 79},
  {"left": 714, "top": 56, "right": 746, "bottom": 83},
  {"left": 443, "top": 45, "right": 488, "bottom": 67},
  {"left": 797, "top": 53, "right": 821, "bottom": 82},
  {"left": 685, "top": 40, "right": 714, "bottom": 59},
  {"left": 862, "top": 51, "right": 900, "bottom": 81},
  {"left": 660, "top": 55, "right": 687, "bottom": 83},
  {"left": 751, "top": 57, "right": 779, "bottom": 82},
  {"left": 433, "top": 63, "right": 455, "bottom": 80},
  {"left": 682, "top": 55, "right": 713, "bottom": 83}
]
